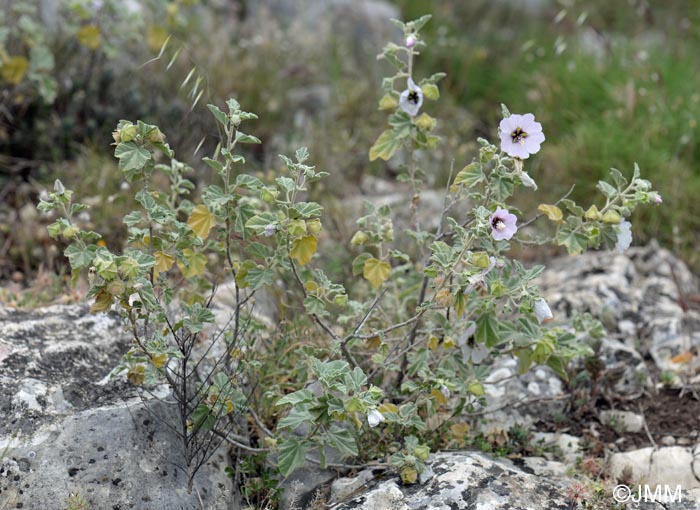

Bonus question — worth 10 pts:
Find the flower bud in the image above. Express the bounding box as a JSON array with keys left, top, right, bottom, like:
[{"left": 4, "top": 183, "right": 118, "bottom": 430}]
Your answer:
[
  {"left": 333, "top": 294, "right": 348, "bottom": 307},
  {"left": 307, "top": 219, "right": 322, "bottom": 235},
  {"left": 585, "top": 205, "right": 602, "bottom": 221},
  {"left": 261, "top": 187, "right": 278, "bottom": 203},
  {"left": 415, "top": 113, "right": 437, "bottom": 131},
  {"left": 351, "top": 231, "right": 369, "bottom": 246},
  {"left": 62, "top": 226, "right": 79, "bottom": 239},
  {"left": 120, "top": 124, "right": 138, "bottom": 143},
  {"left": 146, "top": 127, "right": 165, "bottom": 144},
  {"left": 405, "top": 35, "right": 417, "bottom": 48},
  {"left": 601, "top": 210, "right": 621, "bottom": 224}
]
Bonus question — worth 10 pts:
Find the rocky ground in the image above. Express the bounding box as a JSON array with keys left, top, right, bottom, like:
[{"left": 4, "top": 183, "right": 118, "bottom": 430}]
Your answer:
[
  {"left": 315, "top": 241, "right": 700, "bottom": 510},
  {"left": 1, "top": 242, "right": 699, "bottom": 509}
]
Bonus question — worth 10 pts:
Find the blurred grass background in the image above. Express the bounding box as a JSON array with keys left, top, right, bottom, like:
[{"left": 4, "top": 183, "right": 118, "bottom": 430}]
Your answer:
[{"left": 1, "top": 0, "right": 699, "bottom": 303}]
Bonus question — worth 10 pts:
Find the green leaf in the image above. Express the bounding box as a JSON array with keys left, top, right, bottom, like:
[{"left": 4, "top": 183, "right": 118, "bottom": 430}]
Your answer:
[
  {"left": 609, "top": 168, "right": 627, "bottom": 188},
  {"left": 277, "top": 438, "right": 310, "bottom": 476},
  {"left": 277, "top": 407, "right": 314, "bottom": 430},
  {"left": 114, "top": 142, "right": 151, "bottom": 171},
  {"left": 202, "top": 157, "right": 224, "bottom": 174},
  {"left": 245, "top": 213, "right": 277, "bottom": 235},
  {"left": 324, "top": 426, "right": 358, "bottom": 458},
  {"left": 277, "top": 389, "right": 314, "bottom": 407},
  {"left": 476, "top": 314, "right": 500, "bottom": 348},
  {"left": 369, "top": 129, "right": 403, "bottom": 162},
  {"left": 344, "top": 367, "right": 367, "bottom": 392},
  {"left": 501, "top": 103, "right": 511, "bottom": 118},
  {"left": 557, "top": 227, "right": 587, "bottom": 255},
  {"left": 235, "top": 131, "right": 261, "bottom": 144},
  {"left": 191, "top": 404, "right": 216, "bottom": 432},
  {"left": 64, "top": 244, "right": 96, "bottom": 269},
  {"left": 275, "top": 176, "right": 296, "bottom": 193},
  {"left": 290, "top": 202, "right": 323, "bottom": 219},
  {"left": 177, "top": 249, "right": 207, "bottom": 278},
  {"left": 245, "top": 266, "right": 274, "bottom": 290},
  {"left": 352, "top": 253, "right": 372, "bottom": 276},
  {"left": 596, "top": 180, "right": 617, "bottom": 199},
  {"left": 410, "top": 14, "right": 432, "bottom": 32},
  {"left": 202, "top": 185, "right": 233, "bottom": 208},
  {"left": 235, "top": 174, "right": 263, "bottom": 189},
  {"left": 547, "top": 355, "right": 569, "bottom": 381},
  {"left": 450, "top": 162, "right": 484, "bottom": 193},
  {"left": 429, "top": 241, "right": 457, "bottom": 267},
  {"left": 207, "top": 104, "right": 227, "bottom": 126},
  {"left": 123, "top": 211, "right": 143, "bottom": 227},
  {"left": 304, "top": 294, "right": 326, "bottom": 316}
]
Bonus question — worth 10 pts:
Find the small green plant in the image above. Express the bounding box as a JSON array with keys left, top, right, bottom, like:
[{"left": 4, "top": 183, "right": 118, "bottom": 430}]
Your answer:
[
  {"left": 39, "top": 13, "right": 660, "bottom": 493},
  {"left": 66, "top": 492, "right": 89, "bottom": 510}
]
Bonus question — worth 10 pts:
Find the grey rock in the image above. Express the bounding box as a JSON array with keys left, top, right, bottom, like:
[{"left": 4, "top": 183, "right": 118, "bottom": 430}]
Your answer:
[
  {"left": 333, "top": 451, "right": 574, "bottom": 510},
  {"left": 0, "top": 400, "right": 233, "bottom": 510},
  {"left": 532, "top": 432, "right": 583, "bottom": 466},
  {"left": 0, "top": 304, "right": 236, "bottom": 509},
  {"left": 608, "top": 446, "right": 700, "bottom": 489},
  {"left": 332, "top": 451, "right": 700, "bottom": 510},
  {"left": 600, "top": 410, "right": 645, "bottom": 433},
  {"left": 330, "top": 469, "right": 375, "bottom": 503},
  {"left": 537, "top": 241, "right": 700, "bottom": 374}
]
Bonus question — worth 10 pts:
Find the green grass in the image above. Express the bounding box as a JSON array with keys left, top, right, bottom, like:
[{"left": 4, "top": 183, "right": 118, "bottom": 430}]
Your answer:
[
  {"left": 394, "top": 0, "right": 700, "bottom": 267},
  {"left": 5, "top": 1, "right": 700, "bottom": 281}
]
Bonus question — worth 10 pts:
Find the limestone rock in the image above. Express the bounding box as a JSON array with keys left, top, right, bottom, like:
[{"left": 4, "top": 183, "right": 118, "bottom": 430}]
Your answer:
[
  {"left": 600, "top": 410, "right": 645, "bottom": 433},
  {"left": 0, "top": 304, "right": 235, "bottom": 510},
  {"left": 332, "top": 451, "right": 700, "bottom": 510},
  {"left": 332, "top": 452, "right": 573, "bottom": 510},
  {"left": 537, "top": 242, "right": 700, "bottom": 373},
  {"left": 0, "top": 400, "right": 233, "bottom": 510},
  {"left": 608, "top": 445, "right": 700, "bottom": 489}
]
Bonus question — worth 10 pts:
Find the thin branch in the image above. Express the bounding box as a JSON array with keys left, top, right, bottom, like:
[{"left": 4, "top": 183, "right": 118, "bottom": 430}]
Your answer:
[{"left": 212, "top": 429, "right": 268, "bottom": 453}]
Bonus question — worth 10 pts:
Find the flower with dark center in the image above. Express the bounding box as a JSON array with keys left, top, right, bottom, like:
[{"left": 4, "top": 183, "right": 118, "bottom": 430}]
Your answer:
[
  {"left": 499, "top": 113, "right": 545, "bottom": 159},
  {"left": 490, "top": 206, "right": 518, "bottom": 241},
  {"left": 399, "top": 77, "right": 423, "bottom": 117}
]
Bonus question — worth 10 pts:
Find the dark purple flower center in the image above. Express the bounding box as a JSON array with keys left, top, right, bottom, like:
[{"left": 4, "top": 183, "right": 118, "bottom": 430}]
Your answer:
[
  {"left": 492, "top": 218, "right": 506, "bottom": 231},
  {"left": 407, "top": 90, "right": 420, "bottom": 104},
  {"left": 511, "top": 127, "right": 527, "bottom": 143}
]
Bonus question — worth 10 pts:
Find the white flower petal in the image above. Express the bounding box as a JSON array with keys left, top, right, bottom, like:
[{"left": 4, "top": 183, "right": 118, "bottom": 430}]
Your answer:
[
  {"left": 471, "top": 344, "right": 489, "bottom": 364},
  {"left": 367, "top": 409, "right": 385, "bottom": 428},
  {"left": 520, "top": 171, "right": 538, "bottom": 190},
  {"left": 615, "top": 220, "right": 632, "bottom": 253},
  {"left": 440, "top": 385, "right": 451, "bottom": 399},
  {"left": 457, "top": 321, "right": 477, "bottom": 346},
  {"left": 534, "top": 298, "right": 553, "bottom": 324}
]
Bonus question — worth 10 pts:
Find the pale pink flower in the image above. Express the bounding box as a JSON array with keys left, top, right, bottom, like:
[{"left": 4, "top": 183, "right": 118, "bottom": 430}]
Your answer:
[
  {"left": 499, "top": 113, "right": 545, "bottom": 159},
  {"left": 405, "top": 35, "right": 417, "bottom": 48},
  {"left": 490, "top": 206, "right": 518, "bottom": 241}
]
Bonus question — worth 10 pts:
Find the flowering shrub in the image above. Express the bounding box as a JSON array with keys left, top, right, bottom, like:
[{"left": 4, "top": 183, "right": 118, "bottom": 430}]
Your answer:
[{"left": 38, "top": 13, "right": 660, "bottom": 497}]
